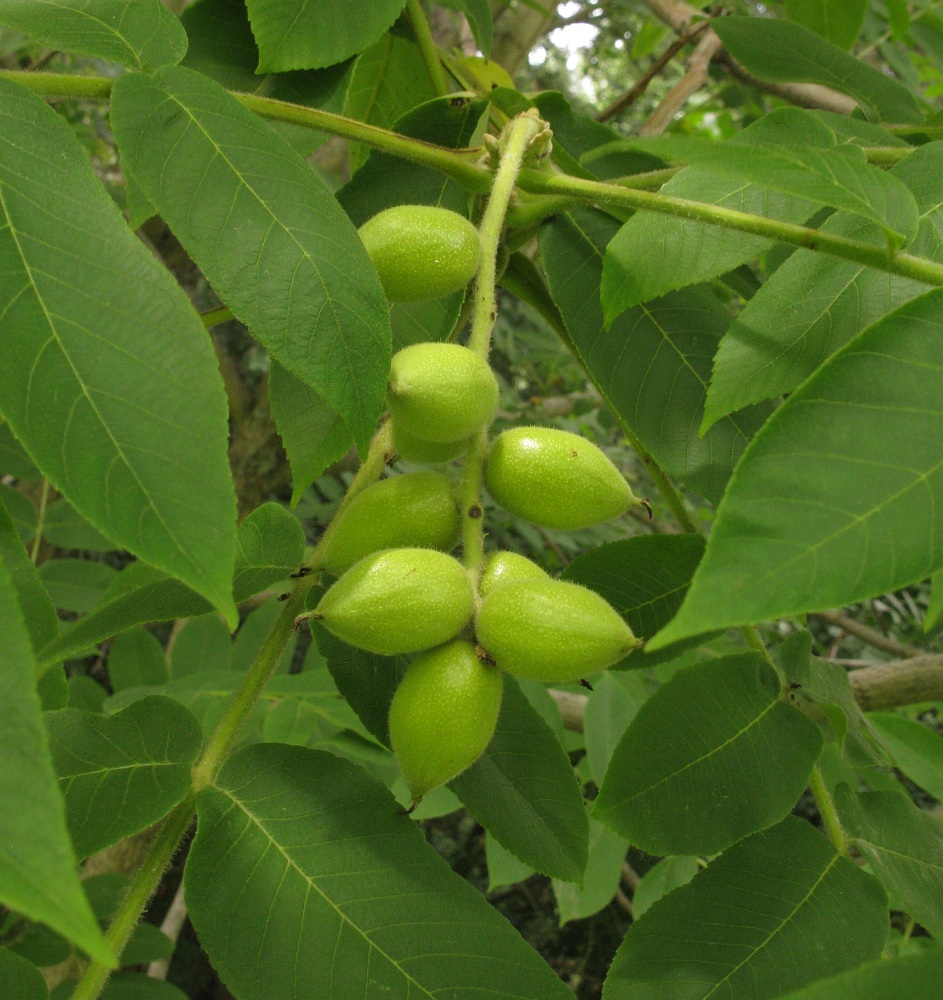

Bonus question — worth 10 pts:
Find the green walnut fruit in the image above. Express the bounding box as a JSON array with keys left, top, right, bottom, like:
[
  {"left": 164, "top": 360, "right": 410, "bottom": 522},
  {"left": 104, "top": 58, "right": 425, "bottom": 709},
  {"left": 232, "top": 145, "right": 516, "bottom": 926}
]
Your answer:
[
  {"left": 319, "top": 472, "right": 460, "bottom": 574},
  {"left": 387, "top": 342, "right": 499, "bottom": 443},
  {"left": 476, "top": 579, "right": 639, "bottom": 683},
  {"left": 392, "top": 421, "right": 470, "bottom": 465},
  {"left": 359, "top": 205, "right": 480, "bottom": 303},
  {"left": 313, "top": 548, "right": 473, "bottom": 655},
  {"left": 485, "top": 426, "right": 634, "bottom": 529},
  {"left": 389, "top": 640, "right": 503, "bottom": 800},
  {"left": 479, "top": 551, "right": 548, "bottom": 597}
]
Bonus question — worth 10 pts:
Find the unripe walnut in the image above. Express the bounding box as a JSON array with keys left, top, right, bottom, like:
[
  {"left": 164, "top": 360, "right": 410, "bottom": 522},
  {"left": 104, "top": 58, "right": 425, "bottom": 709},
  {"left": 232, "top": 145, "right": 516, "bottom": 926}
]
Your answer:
[
  {"left": 479, "top": 551, "right": 548, "bottom": 597},
  {"left": 476, "top": 579, "right": 639, "bottom": 683},
  {"left": 387, "top": 342, "right": 499, "bottom": 443},
  {"left": 389, "top": 640, "right": 502, "bottom": 800},
  {"left": 319, "top": 472, "right": 460, "bottom": 574},
  {"left": 313, "top": 548, "right": 473, "bottom": 655},
  {"left": 485, "top": 426, "right": 634, "bottom": 529},
  {"left": 392, "top": 421, "right": 470, "bottom": 465},
  {"left": 358, "top": 205, "right": 480, "bottom": 303}
]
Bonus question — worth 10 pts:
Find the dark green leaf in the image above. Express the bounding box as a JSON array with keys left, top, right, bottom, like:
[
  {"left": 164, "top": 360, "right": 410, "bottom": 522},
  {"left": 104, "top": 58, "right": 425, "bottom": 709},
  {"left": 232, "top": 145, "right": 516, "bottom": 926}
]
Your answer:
[
  {"left": 450, "top": 0, "right": 493, "bottom": 57},
  {"left": 0, "top": 78, "right": 238, "bottom": 626},
  {"left": 39, "top": 508, "right": 305, "bottom": 669},
  {"left": 595, "top": 654, "right": 822, "bottom": 855},
  {"left": 486, "top": 833, "right": 535, "bottom": 891},
  {"left": 68, "top": 676, "right": 107, "bottom": 713},
  {"left": 186, "top": 743, "right": 574, "bottom": 999},
  {"left": 583, "top": 671, "right": 654, "bottom": 784},
  {"left": 630, "top": 856, "right": 699, "bottom": 919},
  {"left": 0, "top": 493, "right": 57, "bottom": 655},
  {"left": 600, "top": 113, "right": 821, "bottom": 317},
  {"left": 552, "top": 818, "right": 627, "bottom": 925},
  {"left": 712, "top": 16, "right": 923, "bottom": 122},
  {"left": 100, "top": 974, "right": 188, "bottom": 1000},
  {"left": 169, "top": 614, "right": 231, "bottom": 677},
  {"left": 563, "top": 535, "right": 709, "bottom": 667},
  {"left": 107, "top": 626, "right": 169, "bottom": 691},
  {"left": 704, "top": 142, "right": 943, "bottom": 431},
  {"left": 0, "top": 483, "right": 35, "bottom": 543},
  {"left": 181, "top": 0, "right": 353, "bottom": 156},
  {"left": 452, "top": 679, "right": 590, "bottom": 882},
  {"left": 38, "top": 559, "right": 116, "bottom": 614},
  {"left": 651, "top": 289, "right": 943, "bottom": 649},
  {"left": 268, "top": 362, "right": 352, "bottom": 507},
  {"left": 111, "top": 66, "right": 391, "bottom": 452},
  {"left": 0, "top": 558, "right": 111, "bottom": 964},
  {"left": 0, "top": 422, "right": 40, "bottom": 480},
  {"left": 0, "top": 0, "right": 186, "bottom": 70},
  {"left": 836, "top": 786, "right": 943, "bottom": 938},
  {"left": 602, "top": 817, "right": 888, "bottom": 1000},
  {"left": 232, "top": 502, "right": 305, "bottom": 599},
  {"left": 245, "top": 0, "right": 407, "bottom": 71},
  {"left": 868, "top": 713, "right": 943, "bottom": 801},
  {"left": 776, "top": 948, "right": 943, "bottom": 999},
  {"left": 46, "top": 696, "right": 200, "bottom": 860},
  {"left": 541, "top": 208, "right": 773, "bottom": 504},
  {"left": 927, "top": 569, "right": 943, "bottom": 632},
  {"left": 119, "top": 924, "right": 173, "bottom": 967},
  {"left": 42, "top": 499, "right": 116, "bottom": 553},
  {"left": 785, "top": 0, "right": 867, "bottom": 49},
  {"left": 0, "top": 948, "right": 48, "bottom": 1000}
]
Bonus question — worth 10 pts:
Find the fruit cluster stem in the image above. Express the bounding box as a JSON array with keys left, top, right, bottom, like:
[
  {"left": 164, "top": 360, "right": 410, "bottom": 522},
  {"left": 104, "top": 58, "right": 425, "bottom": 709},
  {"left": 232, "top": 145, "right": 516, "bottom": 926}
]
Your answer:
[
  {"left": 462, "top": 114, "right": 546, "bottom": 586},
  {"left": 468, "top": 114, "right": 546, "bottom": 359}
]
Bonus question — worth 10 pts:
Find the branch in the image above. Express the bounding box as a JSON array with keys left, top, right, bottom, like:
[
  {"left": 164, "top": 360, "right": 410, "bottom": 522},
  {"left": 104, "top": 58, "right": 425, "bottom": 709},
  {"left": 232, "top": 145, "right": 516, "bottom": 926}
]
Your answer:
[
  {"left": 637, "top": 0, "right": 857, "bottom": 115},
  {"left": 548, "top": 654, "right": 943, "bottom": 729},
  {"left": 595, "top": 21, "right": 710, "bottom": 123},
  {"left": 640, "top": 30, "right": 723, "bottom": 136},
  {"left": 848, "top": 655, "right": 943, "bottom": 712},
  {"left": 814, "top": 610, "right": 923, "bottom": 659},
  {"left": 146, "top": 880, "right": 188, "bottom": 981}
]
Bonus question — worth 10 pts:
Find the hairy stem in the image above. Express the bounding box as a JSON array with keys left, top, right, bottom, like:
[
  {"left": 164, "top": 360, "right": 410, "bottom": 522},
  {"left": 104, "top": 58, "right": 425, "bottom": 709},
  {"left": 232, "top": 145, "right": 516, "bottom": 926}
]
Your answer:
[
  {"left": 809, "top": 764, "right": 849, "bottom": 855},
  {"left": 406, "top": 0, "right": 451, "bottom": 97},
  {"left": 9, "top": 70, "right": 943, "bottom": 287},
  {"left": 71, "top": 796, "right": 195, "bottom": 1000},
  {"left": 30, "top": 478, "right": 50, "bottom": 563}
]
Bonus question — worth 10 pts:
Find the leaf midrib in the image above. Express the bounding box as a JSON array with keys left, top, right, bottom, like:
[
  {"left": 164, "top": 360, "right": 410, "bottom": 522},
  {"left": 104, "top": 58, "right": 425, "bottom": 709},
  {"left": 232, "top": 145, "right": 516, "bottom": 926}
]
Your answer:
[{"left": 213, "top": 783, "right": 436, "bottom": 1000}]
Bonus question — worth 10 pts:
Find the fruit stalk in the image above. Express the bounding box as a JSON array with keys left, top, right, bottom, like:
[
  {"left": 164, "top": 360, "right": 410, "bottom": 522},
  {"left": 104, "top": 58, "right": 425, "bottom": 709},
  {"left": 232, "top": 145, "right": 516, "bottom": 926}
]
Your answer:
[{"left": 461, "top": 113, "right": 547, "bottom": 587}]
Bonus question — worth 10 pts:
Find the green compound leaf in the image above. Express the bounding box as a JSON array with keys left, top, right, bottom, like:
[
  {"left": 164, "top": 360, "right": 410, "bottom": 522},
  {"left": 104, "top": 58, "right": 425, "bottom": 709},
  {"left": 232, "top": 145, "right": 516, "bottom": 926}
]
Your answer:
[
  {"left": 110, "top": 66, "right": 391, "bottom": 453},
  {"left": 0, "top": 0, "right": 186, "bottom": 71},
  {"left": 617, "top": 129, "right": 919, "bottom": 248},
  {"left": 651, "top": 288, "right": 943, "bottom": 649},
  {"left": 245, "top": 0, "right": 407, "bottom": 72},
  {"left": 0, "top": 559, "right": 112, "bottom": 966},
  {"left": 541, "top": 208, "right": 773, "bottom": 505},
  {"left": 38, "top": 503, "right": 302, "bottom": 669},
  {"left": 776, "top": 948, "right": 943, "bottom": 999},
  {"left": 785, "top": 0, "right": 867, "bottom": 49},
  {"left": 704, "top": 141, "right": 943, "bottom": 432},
  {"left": 268, "top": 361, "right": 352, "bottom": 507},
  {"left": 0, "top": 948, "right": 48, "bottom": 1000},
  {"left": 46, "top": 696, "right": 202, "bottom": 860},
  {"left": 712, "top": 16, "right": 923, "bottom": 123},
  {"left": 599, "top": 113, "right": 821, "bottom": 319},
  {"left": 0, "top": 495, "right": 57, "bottom": 658},
  {"left": 0, "top": 77, "right": 238, "bottom": 627},
  {"left": 630, "top": 856, "right": 700, "bottom": 919},
  {"left": 552, "top": 818, "right": 627, "bottom": 926},
  {"left": 186, "top": 743, "right": 573, "bottom": 1000},
  {"left": 602, "top": 817, "right": 888, "bottom": 1000},
  {"left": 595, "top": 654, "right": 822, "bottom": 856},
  {"left": 867, "top": 712, "right": 943, "bottom": 802},
  {"left": 835, "top": 786, "right": 943, "bottom": 939}
]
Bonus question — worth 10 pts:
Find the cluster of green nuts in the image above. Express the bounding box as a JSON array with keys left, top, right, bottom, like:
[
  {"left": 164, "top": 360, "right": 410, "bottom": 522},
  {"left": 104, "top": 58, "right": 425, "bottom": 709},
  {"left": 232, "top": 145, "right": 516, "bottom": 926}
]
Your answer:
[{"left": 309, "top": 205, "right": 641, "bottom": 802}]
